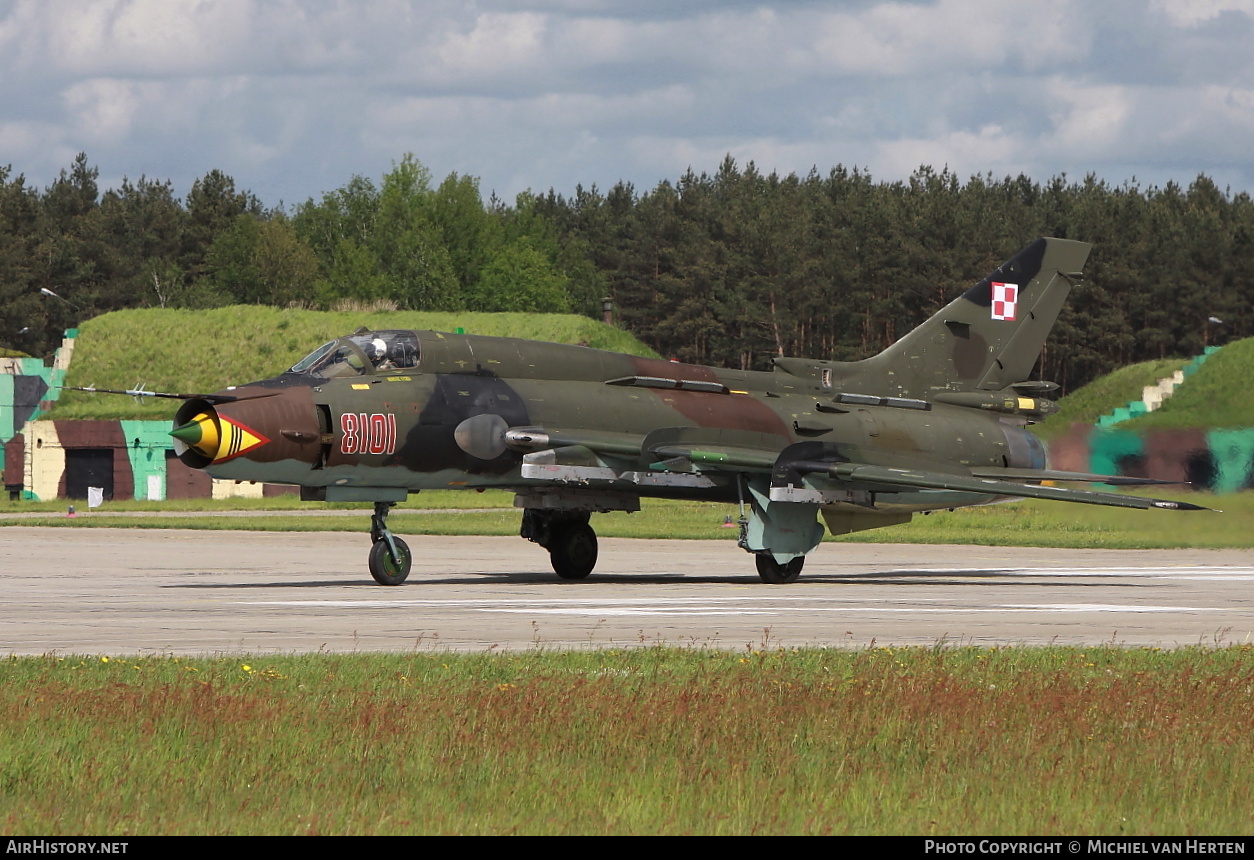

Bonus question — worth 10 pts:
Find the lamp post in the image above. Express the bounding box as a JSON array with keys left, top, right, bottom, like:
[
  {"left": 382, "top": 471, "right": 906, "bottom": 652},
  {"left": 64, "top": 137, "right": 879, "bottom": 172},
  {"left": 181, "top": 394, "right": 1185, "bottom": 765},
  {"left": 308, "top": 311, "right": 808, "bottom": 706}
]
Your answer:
[
  {"left": 40, "top": 287, "right": 78, "bottom": 307},
  {"left": 601, "top": 296, "right": 614, "bottom": 327},
  {"left": 37, "top": 287, "right": 82, "bottom": 361},
  {"left": 1204, "top": 315, "right": 1225, "bottom": 348}
]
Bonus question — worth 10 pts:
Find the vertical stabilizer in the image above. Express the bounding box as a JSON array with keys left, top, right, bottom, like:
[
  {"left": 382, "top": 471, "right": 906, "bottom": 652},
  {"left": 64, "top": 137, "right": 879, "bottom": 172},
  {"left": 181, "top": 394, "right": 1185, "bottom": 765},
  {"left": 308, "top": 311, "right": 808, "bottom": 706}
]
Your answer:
[{"left": 854, "top": 237, "right": 1091, "bottom": 397}]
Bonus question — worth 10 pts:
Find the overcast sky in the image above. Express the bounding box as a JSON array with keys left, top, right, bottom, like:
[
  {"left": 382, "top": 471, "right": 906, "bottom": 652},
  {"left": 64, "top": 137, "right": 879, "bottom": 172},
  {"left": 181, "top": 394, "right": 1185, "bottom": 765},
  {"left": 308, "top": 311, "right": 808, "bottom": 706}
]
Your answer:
[{"left": 2, "top": 0, "right": 1253, "bottom": 208}]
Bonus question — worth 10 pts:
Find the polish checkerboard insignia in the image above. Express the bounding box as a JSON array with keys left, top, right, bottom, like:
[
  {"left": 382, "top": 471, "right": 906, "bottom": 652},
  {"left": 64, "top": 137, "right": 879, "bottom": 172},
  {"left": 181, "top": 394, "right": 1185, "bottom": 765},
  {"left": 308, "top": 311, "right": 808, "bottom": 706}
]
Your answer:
[{"left": 991, "top": 282, "right": 1018, "bottom": 320}]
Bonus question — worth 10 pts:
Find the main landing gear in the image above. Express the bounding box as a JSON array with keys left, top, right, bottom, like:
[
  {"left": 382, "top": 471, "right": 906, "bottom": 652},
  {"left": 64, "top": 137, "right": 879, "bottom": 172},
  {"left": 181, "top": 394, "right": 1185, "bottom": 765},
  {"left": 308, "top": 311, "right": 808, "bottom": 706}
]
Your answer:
[
  {"left": 368, "top": 501, "right": 411, "bottom": 586},
  {"left": 755, "top": 553, "right": 805, "bottom": 584},
  {"left": 521, "top": 509, "right": 599, "bottom": 580},
  {"left": 736, "top": 476, "right": 822, "bottom": 585}
]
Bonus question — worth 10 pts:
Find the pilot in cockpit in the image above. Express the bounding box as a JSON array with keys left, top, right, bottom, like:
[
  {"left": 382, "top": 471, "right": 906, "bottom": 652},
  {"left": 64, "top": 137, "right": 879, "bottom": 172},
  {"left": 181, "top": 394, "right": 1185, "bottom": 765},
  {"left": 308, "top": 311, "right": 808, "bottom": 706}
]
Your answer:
[{"left": 366, "top": 338, "right": 396, "bottom": 370}]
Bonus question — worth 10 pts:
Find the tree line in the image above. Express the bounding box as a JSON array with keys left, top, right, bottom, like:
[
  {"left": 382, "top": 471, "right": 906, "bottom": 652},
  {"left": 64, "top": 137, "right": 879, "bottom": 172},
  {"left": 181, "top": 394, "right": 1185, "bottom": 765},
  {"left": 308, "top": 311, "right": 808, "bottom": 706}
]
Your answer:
[
  {"left": 535, "top": 158, "right": 1254, "bottom": 393},
  {"left": 0, "top": 153, "right": 601, "bottom": 361},
  {"left": 3, "top": 152, "right": 1250, "bottom": 393}
]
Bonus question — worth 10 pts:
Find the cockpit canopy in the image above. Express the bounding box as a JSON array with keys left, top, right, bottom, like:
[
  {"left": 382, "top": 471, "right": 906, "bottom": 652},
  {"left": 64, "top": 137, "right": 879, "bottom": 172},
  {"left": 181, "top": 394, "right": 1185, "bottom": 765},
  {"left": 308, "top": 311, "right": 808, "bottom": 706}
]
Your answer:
[{"left": 289, "top": 330, "right": 420, "bottom": 379}]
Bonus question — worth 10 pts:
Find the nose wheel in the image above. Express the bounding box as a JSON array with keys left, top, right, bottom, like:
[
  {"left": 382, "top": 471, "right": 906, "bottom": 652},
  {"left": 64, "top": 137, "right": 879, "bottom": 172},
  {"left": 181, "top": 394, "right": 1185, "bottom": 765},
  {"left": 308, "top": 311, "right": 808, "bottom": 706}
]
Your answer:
[
  {"left": 368, "top": 501, "right": 411, "bottom": 585},
  {"left": 368, "top": 537, "right": 411, "bottom": 585}
]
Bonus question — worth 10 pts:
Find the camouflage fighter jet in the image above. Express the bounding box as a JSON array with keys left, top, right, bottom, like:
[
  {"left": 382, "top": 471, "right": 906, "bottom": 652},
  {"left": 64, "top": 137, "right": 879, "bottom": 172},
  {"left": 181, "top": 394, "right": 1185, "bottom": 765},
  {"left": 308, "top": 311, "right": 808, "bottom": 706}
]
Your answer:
[{"left": 158, "top": 237, "right": 1205, "bottom": 584}]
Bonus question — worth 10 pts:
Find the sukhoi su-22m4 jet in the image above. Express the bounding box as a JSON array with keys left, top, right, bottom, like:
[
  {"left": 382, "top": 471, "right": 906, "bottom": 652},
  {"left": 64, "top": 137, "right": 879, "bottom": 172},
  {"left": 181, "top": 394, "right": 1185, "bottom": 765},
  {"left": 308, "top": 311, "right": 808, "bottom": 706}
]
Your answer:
[{"left": 136, "top": 238, "right": 1204, "bottom": 584}]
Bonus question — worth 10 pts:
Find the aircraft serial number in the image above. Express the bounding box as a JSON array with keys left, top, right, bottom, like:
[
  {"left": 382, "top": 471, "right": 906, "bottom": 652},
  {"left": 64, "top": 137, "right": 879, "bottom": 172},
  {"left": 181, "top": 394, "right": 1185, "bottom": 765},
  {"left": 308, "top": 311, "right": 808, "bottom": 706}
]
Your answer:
[{"left": 339, "top": 412, "right": 397, "bottom": 455}]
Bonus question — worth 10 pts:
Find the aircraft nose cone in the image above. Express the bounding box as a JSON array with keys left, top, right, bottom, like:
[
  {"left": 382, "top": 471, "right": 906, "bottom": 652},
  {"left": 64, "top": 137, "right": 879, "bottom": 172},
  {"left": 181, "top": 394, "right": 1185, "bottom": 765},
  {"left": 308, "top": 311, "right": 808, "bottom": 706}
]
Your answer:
[
  {"left": 170, "top": 412, "right": 220, "bottom": 460},
  {"left": 171, "top": 404, "right": 271, "bottom": 465}
]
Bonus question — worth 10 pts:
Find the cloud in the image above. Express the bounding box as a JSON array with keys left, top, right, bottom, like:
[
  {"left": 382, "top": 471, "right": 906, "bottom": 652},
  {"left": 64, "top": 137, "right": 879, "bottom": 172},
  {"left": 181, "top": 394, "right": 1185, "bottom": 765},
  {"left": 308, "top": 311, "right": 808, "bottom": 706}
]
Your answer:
[
  {"left": 1151, "top": 0, "right": 1254, "bottom": 27},
  {"left": 432, "top": 12, "right": 550, "bottom": 80},
  {"left": 807, "top": 0, "right": 1090, "bottom": 77},
  {"left": 39, "top": 0, "right": 253, "bottom": 77},
  {"left": 1042, "top": 80, "right": 1134, "bottom": 158},
  {"left": 876, "top": 125, "right": 1023, "bottom": 180},
  {"left": 0, "top": 0, "right": 1252, "bottom": 205},
  {"left": 62, "top": 78, "right": 151, "bottom": 143}
]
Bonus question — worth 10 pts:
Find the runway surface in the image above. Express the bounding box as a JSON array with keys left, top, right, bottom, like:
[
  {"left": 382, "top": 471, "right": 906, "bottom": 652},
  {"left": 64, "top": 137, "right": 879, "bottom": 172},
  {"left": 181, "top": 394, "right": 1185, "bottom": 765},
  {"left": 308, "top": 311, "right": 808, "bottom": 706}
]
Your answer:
[{"left": 2, "top": 527, "right": 1251, "bottom": 654}]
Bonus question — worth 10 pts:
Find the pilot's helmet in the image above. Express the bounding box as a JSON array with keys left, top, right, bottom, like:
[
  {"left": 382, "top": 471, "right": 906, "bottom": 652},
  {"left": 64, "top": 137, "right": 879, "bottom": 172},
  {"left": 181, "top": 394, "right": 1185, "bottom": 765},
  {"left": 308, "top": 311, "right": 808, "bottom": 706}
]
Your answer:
[{"left": 368, "top": 338, "right": 388, "bottom": 364}]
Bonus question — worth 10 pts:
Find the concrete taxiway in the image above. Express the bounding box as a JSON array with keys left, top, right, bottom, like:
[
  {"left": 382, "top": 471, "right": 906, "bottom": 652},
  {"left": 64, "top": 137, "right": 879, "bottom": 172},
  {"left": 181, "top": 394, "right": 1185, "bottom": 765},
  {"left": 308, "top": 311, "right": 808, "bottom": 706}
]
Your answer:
[{"left": 2, "top": 527, "right": 1251, "bottom": 654}]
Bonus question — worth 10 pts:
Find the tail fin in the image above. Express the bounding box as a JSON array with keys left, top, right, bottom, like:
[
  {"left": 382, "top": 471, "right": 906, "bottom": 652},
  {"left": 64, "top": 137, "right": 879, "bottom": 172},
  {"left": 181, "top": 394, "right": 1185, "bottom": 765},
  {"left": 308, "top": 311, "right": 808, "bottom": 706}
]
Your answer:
[{"left": 855, "top": 237, "right": 1091, "bottom": 396}]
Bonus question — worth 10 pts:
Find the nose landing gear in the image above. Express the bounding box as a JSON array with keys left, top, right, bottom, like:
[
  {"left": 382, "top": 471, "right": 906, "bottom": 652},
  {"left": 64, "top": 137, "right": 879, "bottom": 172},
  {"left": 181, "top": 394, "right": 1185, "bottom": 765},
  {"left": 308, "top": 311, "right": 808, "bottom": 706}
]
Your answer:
[{"left": 368, "top": 501, "right": 411, "bottom": 585}]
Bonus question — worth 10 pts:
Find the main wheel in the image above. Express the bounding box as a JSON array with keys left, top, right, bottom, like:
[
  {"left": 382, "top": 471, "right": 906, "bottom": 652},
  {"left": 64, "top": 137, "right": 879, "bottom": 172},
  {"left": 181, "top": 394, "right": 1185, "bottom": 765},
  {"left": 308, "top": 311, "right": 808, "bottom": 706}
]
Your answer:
[
  {"left": 755, "top": 553, "right": 804, "bottom": 584},
  {"left": 368, "top": 537, "right": 412, "bottom": 586},
  {"left": 549, "top": 523, "right": 598, "bottom": 580}
]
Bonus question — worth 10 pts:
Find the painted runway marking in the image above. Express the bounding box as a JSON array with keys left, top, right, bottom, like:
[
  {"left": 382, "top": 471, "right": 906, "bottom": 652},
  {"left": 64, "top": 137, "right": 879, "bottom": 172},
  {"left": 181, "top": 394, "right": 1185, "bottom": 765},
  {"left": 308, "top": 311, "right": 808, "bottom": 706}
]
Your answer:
[
  {"left": 847, "top": 567, "right": 1254, "bottom": 580},
  {"left": 1008, "top": 603, "right": 1230, "bottom": 612},
  {"left": 242, "top": 599, "right": 948, "bottom": 614},
  {"left": 244, "top": 597, "right": 1234, "bottom": 617},
  {"left": 479, "top": 605, "right": 1230, "bottom": 616},
  {"left": 238, "top": 566, "right": 1254, "bottom": 618}
]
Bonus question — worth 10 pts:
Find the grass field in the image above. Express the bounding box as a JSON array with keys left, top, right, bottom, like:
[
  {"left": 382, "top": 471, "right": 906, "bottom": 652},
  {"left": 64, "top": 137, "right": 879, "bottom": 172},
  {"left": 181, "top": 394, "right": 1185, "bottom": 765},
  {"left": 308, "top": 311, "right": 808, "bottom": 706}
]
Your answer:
[
  {"left": 1032, "top": 357, "right": 1187, "bottom": 439},
  {"left": 50, "top": 307, "right": 658, "bottom": 420},
  {"left": 2, "top": 647, "right": 1251, "bottom": 835},
  {"left": 1126, "top": 337, "right": 1254, "bottom": 430},
  {"left": 5, "top": 490, "right": 1252, "bottom": 549}
]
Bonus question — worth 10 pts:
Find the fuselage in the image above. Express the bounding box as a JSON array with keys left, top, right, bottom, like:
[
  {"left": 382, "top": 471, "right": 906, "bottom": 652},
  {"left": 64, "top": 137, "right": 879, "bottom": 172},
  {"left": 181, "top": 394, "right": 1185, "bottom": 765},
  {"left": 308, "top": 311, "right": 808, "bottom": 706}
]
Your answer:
[
  {"left": 171, "top": 328, "right": 1046, "bottom": 515},
  {"left": 150, "top": 240, "right": 1207, "bottom": 586},
  {"left": 155, "top": 240, "right": 1204, "bottom": 587}
]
